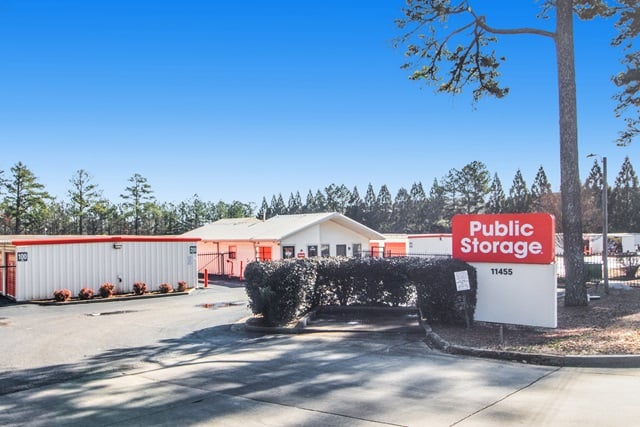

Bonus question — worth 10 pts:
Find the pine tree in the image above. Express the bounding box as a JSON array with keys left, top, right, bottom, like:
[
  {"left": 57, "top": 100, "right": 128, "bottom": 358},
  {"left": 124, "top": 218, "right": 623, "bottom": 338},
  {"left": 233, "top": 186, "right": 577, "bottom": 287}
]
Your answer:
[
  {"left": 391, "top": 187, "right": 411, "bottom": 232},
  {"left": 610, "top": 156, "right": 639, "bottom": 232},
  {"left": 345, "top": 186, "right": 365, "bottom": 223},
  {"left": 256, "top": 197, "right": 270, "bottom": 220},
  {"left": 121, "top": 173, "right": 155, "bottom": 235},
  {"left": 4, "top": 162, "right": 52, "bottom": 234},
  {"left": 456, "top": 161, "right": 490, "bottom": 214},
  {"left": 303, "top": 190, "right": 316, "bottom": 213},
  {"left": 426, "top": 178, "right": 447, "bottom": 232},
  {"left": 409, "top": 181, "right": 428, "bottom": 233},
  {"left": 582, "top": 160, "right": 605, "bottom": 233},
  {"left": 314, "top": 190, "right": 327, "bottom": 213},
  {"left": 441, "top": 169, "right": 460, "bottom": 218},
  {"left": 376, "top": 185, "right": 393, "bottom": 232},
  {"left": 485, "top": 173, "right": 506, "bottom": 214},
  {"left": 363, "top": 183, "right": 378, "bottom": 229},
  {"left": 286, "top": 192, "right": 302, "bottom": 214},
  {"left": 269, "top": 193, "right": 286, "bottom": 216},
  {"left": 506, "top": 170, "right": 531, "bottom": 213},
  {"left": 530, "top": 166, "right": 553, "bottom": 212},
  {"left": 67, "top": 169, "right": 101, "bottom": 234}
]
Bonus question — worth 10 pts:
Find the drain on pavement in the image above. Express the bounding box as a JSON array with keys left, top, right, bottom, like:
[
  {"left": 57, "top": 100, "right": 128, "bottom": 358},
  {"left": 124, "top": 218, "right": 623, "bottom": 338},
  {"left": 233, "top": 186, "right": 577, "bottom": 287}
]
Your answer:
[
  {"left": 199, "top": 302, "right": 245, "bottom": 309},
  {"left": 86, "top": 310, "right": 137, "bottom": 317}
]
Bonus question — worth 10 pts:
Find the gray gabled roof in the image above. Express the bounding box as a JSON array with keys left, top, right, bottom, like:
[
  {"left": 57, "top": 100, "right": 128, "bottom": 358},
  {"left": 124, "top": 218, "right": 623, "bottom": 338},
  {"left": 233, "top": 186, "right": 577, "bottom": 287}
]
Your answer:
[
  {"left": 182, "top": 212, "right": 386, "bottom": 242},
  {"left": 181, "top": 217, "right": 263, "bottom": 241}
]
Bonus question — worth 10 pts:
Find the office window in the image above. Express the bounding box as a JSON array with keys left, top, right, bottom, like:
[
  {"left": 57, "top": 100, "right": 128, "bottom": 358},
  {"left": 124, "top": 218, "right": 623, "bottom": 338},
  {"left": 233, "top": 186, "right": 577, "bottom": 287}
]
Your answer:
[
  {"left": 336, "top": 244, "right": 347, "bottom": 257},
  {"left": 258, "top": 246, "right": 272, "bottom": 261},
  {"left": 321, "top": 244, "right": 330, "bottom": 257},
  {"left": 352, "top": 243, "right": 362, "bottom": 258},
  {"left": 228, "top": 245, "right": 237, "bottom": 259},
  {"left": 283, "top": 246, "right": 295, "bottom": 259},
  {"left": 308, "top": 245, "right": 318, "bottom": 257}
]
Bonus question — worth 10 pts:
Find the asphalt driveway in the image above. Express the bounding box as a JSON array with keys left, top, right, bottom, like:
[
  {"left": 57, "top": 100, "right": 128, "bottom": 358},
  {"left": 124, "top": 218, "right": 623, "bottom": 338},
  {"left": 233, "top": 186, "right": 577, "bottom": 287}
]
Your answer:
[{"left": 1, "top": 284, "right": 640, "bottom": 426}]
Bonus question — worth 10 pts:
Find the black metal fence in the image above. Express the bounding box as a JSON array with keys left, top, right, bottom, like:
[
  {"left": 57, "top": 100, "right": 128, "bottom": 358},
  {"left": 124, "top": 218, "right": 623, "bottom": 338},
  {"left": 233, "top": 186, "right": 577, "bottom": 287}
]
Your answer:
[
  {"left": 381, "top": 251, "right": 640, "bottom": 287},
  {"left": 556, "top": 253, "right": 640, "bottom": 287}
]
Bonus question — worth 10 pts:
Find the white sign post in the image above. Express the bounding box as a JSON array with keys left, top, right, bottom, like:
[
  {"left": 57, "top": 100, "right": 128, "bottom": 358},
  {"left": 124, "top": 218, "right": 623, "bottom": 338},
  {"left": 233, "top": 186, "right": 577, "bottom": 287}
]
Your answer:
[
  {"left": 454, "top": 270, "right": 470, "bottom": 291},
  {"left": 454, "top": 270, "right": 471, "bottom": 328}
]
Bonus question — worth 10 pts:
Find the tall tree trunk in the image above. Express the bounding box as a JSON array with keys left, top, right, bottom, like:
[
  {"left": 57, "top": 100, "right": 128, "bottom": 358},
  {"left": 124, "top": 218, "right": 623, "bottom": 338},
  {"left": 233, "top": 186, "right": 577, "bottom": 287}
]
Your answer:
[{"left": 556, "top": 0, "right": 587, "bottom": 306}]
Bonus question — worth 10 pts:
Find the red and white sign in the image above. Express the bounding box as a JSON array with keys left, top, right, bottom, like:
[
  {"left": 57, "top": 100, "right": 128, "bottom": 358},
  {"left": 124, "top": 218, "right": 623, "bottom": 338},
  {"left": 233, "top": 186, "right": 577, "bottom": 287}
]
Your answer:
[{"left": 452, "top": 213, "right": 555, "bottom": 264}]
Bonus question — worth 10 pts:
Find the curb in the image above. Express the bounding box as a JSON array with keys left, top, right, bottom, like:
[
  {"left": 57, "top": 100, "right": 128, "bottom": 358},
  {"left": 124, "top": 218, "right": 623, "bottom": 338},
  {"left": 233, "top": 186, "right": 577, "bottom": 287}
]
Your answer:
[
  {"left": 243, "top": 306, "right": 423, "bottom": 335},
  {"left": 28, "top": 288, "right": 195, "bottom": 306},
  {"left": 241, "top": 307, "right": 640, "bottom": 368},
  {"left": 421, "top": 323, "right": 640, "bottom": 368}
]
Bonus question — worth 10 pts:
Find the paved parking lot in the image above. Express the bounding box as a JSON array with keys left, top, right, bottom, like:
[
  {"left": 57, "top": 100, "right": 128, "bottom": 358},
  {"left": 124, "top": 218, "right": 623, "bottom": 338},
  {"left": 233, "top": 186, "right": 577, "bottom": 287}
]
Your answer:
[{"left": 2, "top": 284, "right": 640, "bottom": 426}]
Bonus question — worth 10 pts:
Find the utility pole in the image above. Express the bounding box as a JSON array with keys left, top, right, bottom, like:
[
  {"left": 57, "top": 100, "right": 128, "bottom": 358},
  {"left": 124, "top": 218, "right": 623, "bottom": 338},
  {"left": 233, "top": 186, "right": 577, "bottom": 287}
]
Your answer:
[
  {"left": 588, "top": 153, "right": 609, "bottom": 294},
  {"left": 602, "top": 156, "right": 609, "bottom": 294}
]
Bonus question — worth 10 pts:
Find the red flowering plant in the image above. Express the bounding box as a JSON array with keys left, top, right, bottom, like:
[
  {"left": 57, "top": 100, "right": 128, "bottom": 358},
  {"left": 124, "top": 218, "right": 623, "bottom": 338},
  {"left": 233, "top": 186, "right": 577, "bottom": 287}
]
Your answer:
[
  {"left": 159, "top": 283, "right": 173, "bottom": 293},
  {"left": 99, "top": 282, "right": 115, "bottom": 298},
  {"left": 78, "top": 288, "right": 94, "bottom": 300},
  {"left": 53, "top": 289, "right": 72, "bottom": 302},
  {"left": 133, "top": 282, "right": 147, "bottom": 295}
]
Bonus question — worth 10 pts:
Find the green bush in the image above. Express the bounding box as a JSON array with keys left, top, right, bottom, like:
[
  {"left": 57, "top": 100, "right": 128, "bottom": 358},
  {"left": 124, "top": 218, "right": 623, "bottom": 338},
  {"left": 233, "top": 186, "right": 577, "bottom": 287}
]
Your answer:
[
  {"left": 245, "top": 256, "right": 476, "bottom": 327},
  {"left": 244, "top": 259, "right": 317, "bottom": 326},
  {"left": 408, "top": 258, "right": 477, "bottom": 325},
  {"left": 310, "top": 258, "right": 339, "bottom": 307},
  {"left": 314, "top": 257, "right": 353, "bottom": 306},
  {"left": 351, "top": 257, "right": 385, "bottom": 305}
]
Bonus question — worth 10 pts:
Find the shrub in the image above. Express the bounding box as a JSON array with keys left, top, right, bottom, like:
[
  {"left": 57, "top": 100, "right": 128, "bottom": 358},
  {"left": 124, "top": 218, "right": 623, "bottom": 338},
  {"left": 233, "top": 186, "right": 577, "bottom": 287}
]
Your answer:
[
  {"left": 99, "top": 282, "right": 115, "bottom": 298},
  {"left": 408, "top": 258, "right": 477, "bottom": 325},
  {"left": 159, "top": 283, "right": 173, "bottom": 293},
  {"left": 244, "top": 259, "right": 317, "bottom": 326},
  {"left": 312, "top": 257, "right": 345, "bottom": 307},
  {"left": 244, "top": 256, "right": 476, "bottom": 327},
  {"left": 177, "top": 281, "right": 187, "bottom": 292},
  {"left": 133, "top": 282, "right": 147, "bottom": 295},
  {"left": 78, "top": 287, "right": 94, "bottom": 300},
  {"left": 53, "top": 289, "right": 72, "bottom": 302},
  {"left": 351, "top": 257, "right": 387, "bottom": 306}
]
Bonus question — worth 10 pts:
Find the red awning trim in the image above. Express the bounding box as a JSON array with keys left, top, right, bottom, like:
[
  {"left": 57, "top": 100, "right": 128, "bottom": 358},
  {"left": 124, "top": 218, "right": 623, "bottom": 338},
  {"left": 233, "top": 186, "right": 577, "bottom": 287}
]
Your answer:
[{"left": 11, "top": 236, "right": 201, "bottom": 246}]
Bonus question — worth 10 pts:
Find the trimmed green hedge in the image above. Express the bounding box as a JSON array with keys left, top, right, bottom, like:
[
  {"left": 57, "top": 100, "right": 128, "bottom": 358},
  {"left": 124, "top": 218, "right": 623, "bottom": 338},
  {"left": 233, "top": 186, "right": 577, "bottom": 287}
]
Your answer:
[
  {"left": 407, "top": 258, "right": 477, "bottom": 325},
  {"left": 244, "top": 259, "right": 317, "bottom": 326},
  {"left": 244, "top": 257, "right": 477, "bottom": 327}
]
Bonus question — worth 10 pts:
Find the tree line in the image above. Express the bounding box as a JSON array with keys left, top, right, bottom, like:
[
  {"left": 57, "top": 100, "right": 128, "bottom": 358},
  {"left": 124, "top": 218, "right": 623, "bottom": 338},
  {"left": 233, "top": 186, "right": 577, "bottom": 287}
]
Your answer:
[
  {"left": 0, "top": 157, "right": 637, "bottom": 236},
  {"left": 258, "top": 157, "right": 640, "bottom": 234},
  {"left": 0, "top": 162, "right": 253, "bottom": 236}
]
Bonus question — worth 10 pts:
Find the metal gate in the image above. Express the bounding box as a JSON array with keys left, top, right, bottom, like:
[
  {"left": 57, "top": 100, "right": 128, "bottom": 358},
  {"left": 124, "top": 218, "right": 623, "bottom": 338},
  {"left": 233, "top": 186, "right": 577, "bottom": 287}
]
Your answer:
[
  {"left": 1, "top": 252, "right": 16, "bottom": 299},
  {"left": 197, "top": 252, "right": 231, "bottom": 277}
]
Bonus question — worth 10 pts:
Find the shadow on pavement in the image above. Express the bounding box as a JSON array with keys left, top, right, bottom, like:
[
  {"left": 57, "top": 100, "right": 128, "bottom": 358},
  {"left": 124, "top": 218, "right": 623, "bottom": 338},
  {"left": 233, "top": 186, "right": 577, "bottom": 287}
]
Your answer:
[{"left": 0, "top": 320, "right": 479, "bottom": 426}]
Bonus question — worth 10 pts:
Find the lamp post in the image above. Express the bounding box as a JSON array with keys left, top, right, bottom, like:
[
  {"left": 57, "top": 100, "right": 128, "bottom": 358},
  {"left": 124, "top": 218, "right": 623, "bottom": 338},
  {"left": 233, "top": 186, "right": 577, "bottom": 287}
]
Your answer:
[{"left": 587, "top": 154, "right": 609, "bottom": 294}]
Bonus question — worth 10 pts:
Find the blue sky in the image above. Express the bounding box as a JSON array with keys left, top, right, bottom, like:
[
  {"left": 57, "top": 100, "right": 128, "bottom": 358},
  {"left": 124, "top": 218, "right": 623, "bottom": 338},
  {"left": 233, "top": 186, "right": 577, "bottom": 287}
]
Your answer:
[{"left": 0, "top": 1, "right": 636, "bottom": 208}]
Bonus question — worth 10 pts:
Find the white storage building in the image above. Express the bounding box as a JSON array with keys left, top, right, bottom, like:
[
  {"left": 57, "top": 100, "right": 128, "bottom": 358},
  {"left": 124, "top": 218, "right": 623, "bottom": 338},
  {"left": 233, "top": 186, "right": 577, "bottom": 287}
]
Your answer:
[{"left": 3, "top": 236, "right": 200, "bottom": 301}]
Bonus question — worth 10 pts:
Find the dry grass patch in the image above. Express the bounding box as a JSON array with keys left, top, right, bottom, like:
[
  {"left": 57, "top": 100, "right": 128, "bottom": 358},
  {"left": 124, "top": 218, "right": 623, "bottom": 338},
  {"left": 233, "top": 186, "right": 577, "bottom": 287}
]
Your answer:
[{"left": 430, "top": 285, "right": 640, "bottom": 356}]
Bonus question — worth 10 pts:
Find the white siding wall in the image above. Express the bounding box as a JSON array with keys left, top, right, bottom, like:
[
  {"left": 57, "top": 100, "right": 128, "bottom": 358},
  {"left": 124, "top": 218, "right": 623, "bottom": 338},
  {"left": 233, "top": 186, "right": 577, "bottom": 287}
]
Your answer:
[
  {"left": 408, "top": 235, "right": 453, "bottom": 255},
  {"left": 281, "top": 221, "right": 371, "bottom": 258},
  {"left": 15, "top": 241, "right": 198, "bottom": 301}
]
